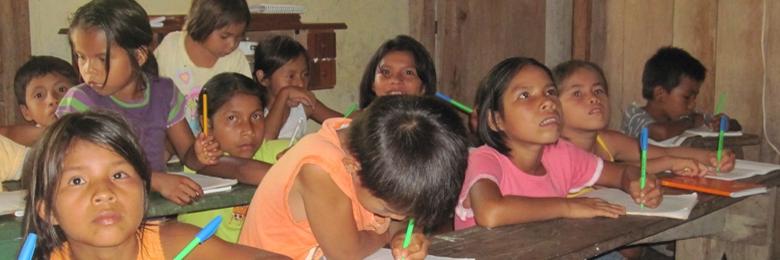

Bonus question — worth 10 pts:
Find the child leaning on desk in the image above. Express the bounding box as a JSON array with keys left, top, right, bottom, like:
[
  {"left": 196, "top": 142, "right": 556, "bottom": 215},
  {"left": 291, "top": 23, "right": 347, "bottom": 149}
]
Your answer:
[
  {"left": 621, "top": 47, "right": 741, "bottom": 141},
  {"left": 553, "top": 60, "right": 736, "bottom": 175},
  {"left": 454, "top": 57, "right": 663, "bottom": 231},
  {"left": 239, "top": 96, "right": 469, "bottom": 260},
  {"left": 21, "top": 111, "right": 283, "bottom": 260}
]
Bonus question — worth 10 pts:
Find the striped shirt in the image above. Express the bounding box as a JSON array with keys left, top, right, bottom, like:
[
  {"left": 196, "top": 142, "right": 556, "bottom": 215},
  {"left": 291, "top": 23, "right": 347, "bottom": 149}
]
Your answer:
[{"left": 621, "top": 102, "right": 655, "bottom": 138}]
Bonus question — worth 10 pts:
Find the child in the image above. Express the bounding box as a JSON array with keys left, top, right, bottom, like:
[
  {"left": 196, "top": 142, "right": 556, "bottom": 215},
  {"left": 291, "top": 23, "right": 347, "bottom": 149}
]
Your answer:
[
  {"left": 358, "top": 35, "right": 437, "bottom": 109},
  {"left": 554, "top": 60, "right": 736, "bottom": 176},
  {"left": 154, "top": 0, "right": 253, "bottom": 134},
  {"left": 621, "top": 47, "right": 741, "bottom": 140},
  {"left": 21, "top": 111, "right": 283, "bottom": 260},
  {"left": 177, "top": 72, "right": 289, "bottom": 243},
  {"left": 1, "top": 56, "right": 79, "bottom": 146},
  {"left": 254, "top": 35, "right": 341, "bottom": 140},
  {"left": 239, "top": 96, "right": 469, "bottom": 259},
  {"left": 455, "top": 57, "right": 662, "bottom": 230}
]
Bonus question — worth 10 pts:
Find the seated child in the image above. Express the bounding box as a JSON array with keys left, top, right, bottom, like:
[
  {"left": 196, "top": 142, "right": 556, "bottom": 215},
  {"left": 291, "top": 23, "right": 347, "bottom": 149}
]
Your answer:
[
  {"left": 239, "top": 96, "right": 469, "bottom": 259},
  {"left": 621, "top": 47, "right": 741, "bottom": 140},
  {"left": 554, "top": 60, "right": 736, "bottom": 175},
  {"left": 177, "top": 72, "right": 288, "bottom": 243},
  {"left": 22, "top": 110, "right": 284, "bottom": 259},
  {"left": 357, "top": 35, "right": 437, "bottom": 109},
  {"left": 0, "top": 56, "right": 79, "bottom": 146},
  {"left": 254, "top": 35, "right": 341, "bottom": 140},
  {"left": 455, "top": 57, "right": 662, "bottom": 230},
  {"left": 155, "top": 0, "right": 253, "bottom": 134}
]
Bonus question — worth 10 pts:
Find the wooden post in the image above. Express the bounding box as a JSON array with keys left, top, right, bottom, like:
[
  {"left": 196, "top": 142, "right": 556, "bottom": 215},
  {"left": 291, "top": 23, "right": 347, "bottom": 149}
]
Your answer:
[{"left": 572, "top": 0, "right": 591, "bottom": 60}]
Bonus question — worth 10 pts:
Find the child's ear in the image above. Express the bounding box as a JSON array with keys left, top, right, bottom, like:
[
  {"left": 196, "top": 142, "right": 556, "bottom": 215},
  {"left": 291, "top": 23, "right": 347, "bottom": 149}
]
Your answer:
[
  {"left": 342, "top": 156, "right": 361, "bottom": 178},
  {"left": 19, "top": 105, "right": 34, "bottom": 122},
  {"left": 36, "top": 200, "right": 58, "bottom": 225},
  {"left": 254, "top": 70, "right": 270, "bottom": 87},
  {"left": 487, "top": 111, "right": 504, "bottom": 132},
  {"left": 134, "top": 47, "right": 149, "bottom": 67},
  {"left": 652, "top": 86, "right": 668, "bottom": 101}
]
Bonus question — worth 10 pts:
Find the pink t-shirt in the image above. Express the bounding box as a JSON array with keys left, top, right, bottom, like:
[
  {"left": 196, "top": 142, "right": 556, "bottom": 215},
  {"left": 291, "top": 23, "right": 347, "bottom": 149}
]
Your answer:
[{"left": 454, "top": 140, "right": 604, "bottom": 230}]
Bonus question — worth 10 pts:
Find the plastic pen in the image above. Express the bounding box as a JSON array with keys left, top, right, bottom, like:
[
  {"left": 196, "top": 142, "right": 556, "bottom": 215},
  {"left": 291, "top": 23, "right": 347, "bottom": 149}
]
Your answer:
[
  {"left": 174, "top": 215, "right": 222, "bottom": 260},
  {"left": 435, "top": 92, "right": 473, "bottom": 114},
  {"left": 17, "top": 233, "right": 36, "bottom": 260},
  {"left": 639, "top": 127, "right": 648, "bottom": 208},
  {"left": 401, "top": 218, "right": 416, "bottom": 260},
  {"left": 717, "top": 116, "right": 727, "bottom": 173}
]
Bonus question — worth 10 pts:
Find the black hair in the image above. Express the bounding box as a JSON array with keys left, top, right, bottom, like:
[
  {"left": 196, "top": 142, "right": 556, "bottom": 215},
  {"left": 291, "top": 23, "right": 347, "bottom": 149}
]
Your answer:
[
  {"left": 186, "top": 0, "right": 250, "bottom": 42},
  {"left": 253, "top": 35, "right": 310, "bottom": 85},
  {"left": 349, "top": 95, "right": 468, "bottom": 228},
  {"left": 474, "top": 57, "right": 553, "bottom": 155},
  {"left": 13, "top": 56, "right": 79, "bottom": 106},
  {"left": 358, "top": 35, "right": 437, "bottom": 109},
  {"left": 68, "top": 0, "right": 159, "bottom": 85},
  {"left": 21, "top": 110, "right": 151, "bottom": 260},
  {"left": 198, "top": 72, "right": 268, "bottom": 125},
  {"left": 641, "top": 46, "right": 706, "bottom": 100},
  {"left": 552, "top": 59, "right": 609, "bottom": 95}
]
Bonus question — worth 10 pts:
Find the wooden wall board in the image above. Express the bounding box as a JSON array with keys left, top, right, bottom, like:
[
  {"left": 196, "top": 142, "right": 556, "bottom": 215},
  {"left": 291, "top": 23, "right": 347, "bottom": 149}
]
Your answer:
[
  {"left": 0, "top": 0, "right": 31, "bottom": 125},
  {"left": 673, "top": 0, "right": 718, "bottom": 115}
]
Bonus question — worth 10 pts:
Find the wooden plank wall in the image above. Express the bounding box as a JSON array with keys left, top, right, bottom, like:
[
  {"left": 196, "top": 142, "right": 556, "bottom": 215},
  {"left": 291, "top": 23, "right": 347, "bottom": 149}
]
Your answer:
[
  {"left": 591, "top": 0, "right": 780, "bottom": 162},
  {"left": 0, "top": 0, "right": 31, "bottom": 125}
]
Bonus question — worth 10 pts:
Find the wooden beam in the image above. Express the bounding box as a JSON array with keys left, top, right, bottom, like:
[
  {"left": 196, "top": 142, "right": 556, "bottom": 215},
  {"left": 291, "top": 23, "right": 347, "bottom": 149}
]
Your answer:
[
  {"left": 572, "top": 0, "right": 592, "bottom": 60},
  {"left": 0, "top": 0, "right": 31, "bottom": 125}
]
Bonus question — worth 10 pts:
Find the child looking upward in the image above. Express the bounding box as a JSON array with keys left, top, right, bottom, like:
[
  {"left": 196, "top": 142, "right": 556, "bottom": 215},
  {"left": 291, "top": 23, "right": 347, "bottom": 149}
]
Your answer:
[
  {"left": 239, "top": 96, "right": 468, "bottom": 259},
  {"left": 455, "top": 57, "right": 662, "bottom": 230},
  {"left": 155, "top": 0, "right": 253, "bottom": 134},
  {"left": 622, "top": 47, "right": 741, "bottom": 140}
]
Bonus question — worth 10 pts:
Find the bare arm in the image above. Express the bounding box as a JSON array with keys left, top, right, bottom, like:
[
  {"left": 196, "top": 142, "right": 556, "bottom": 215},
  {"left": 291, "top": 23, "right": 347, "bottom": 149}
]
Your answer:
[
  {"left": 299, "top": 164, "right": 391, "bottom": 258},
  {"left": 308, "top": 98, "right": 343, "bottom": 124},
  {"left": 596, "top": 162, "right": 662, "bottom": 208},
  {"left": 263, "top": 89, "right": 293, "bottom": 140},
  {"left": 161, "top": 221, "right": 289, "bottom": 260},
  {"left": 646, "top": 113, "right": 704, "bottom": 141},
  {"left": 0, "top": 125, "right": 45, "bottom": 146}
]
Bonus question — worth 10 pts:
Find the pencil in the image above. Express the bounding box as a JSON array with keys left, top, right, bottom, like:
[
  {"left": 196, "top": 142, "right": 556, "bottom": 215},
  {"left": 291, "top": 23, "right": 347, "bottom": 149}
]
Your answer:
[
  {"left": 717, "top": 116, "right": 727, "bottom": 172},
  {"left": 639, "top": 127, "right": 648, "bottom": 208},
  {"left": 435, "top": 92, "right": 474, "bottom": 114},
  {"left": 401, "top": 218, "right": 416, "bottom": 260},
  {"left": 202, "top": 92, "right": 209, "bottom": 136}
]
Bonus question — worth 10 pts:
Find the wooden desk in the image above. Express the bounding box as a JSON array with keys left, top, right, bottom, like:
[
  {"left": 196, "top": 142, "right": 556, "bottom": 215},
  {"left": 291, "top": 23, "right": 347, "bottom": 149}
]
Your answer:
[
  {"left": 429, "top": 171, "right": 780, "bottom": 259},
  {"left": 682, "top": 133, "right": 761, "bottom": 159},
  {"left": 0, "top": 183, "right": 257, "bottom": 259}
]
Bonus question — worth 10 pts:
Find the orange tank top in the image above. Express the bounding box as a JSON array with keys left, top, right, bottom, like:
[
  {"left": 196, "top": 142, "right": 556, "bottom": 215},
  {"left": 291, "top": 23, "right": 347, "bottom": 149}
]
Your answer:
[
  {"left": 239, "top": 118, "right": 390, "bottom": 259},
  {"left": 50, "top": 224, "right": 164, "bottom": 260}
]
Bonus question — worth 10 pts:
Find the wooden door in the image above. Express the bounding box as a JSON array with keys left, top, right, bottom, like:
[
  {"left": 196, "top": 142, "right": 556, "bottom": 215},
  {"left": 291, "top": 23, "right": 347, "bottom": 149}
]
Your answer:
[{"left": 0, "top": 0, "right": 31, "bottom": 125}]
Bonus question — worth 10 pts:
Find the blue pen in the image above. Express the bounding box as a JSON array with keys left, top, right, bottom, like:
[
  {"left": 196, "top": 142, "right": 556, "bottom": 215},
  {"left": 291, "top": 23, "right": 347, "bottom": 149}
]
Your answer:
[
  {"left": 716, "top": 116, "right": 728, "bottom": 172},
  {"left": 435, "top": 92, "right": 474, "bottom": 114},
  {"left": 18, "top": 233, "right": 37, "bottom": 260},
  {"left": 174, "top": 216, "right": 222, "bottom": 260},
  {"left": 639, "top": 128, "right": 648, "bottom": 208}
]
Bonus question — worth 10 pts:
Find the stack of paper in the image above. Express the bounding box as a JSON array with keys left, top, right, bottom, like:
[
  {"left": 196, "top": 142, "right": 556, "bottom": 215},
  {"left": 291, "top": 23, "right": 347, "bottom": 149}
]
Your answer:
[
  {"left": 649, "top": 126, "right": 742, "bottom": 147},
  {"left": 170, "top": 172, "right": 237, "bottom": 194},
  {"left": 365, "top": 248, "right": 474, "bottom": 260},
  {"left": 584, "top": 188, "right": 698, "bottom": 220},
  {"left": 249, "top": 4, "right": 305, "bottom": 14},
  {"left": 0, "top": 190, "right": 26, "bottom": 216},
  {"left": 706, "top": 159, "right": 780, "bottom": 181}
]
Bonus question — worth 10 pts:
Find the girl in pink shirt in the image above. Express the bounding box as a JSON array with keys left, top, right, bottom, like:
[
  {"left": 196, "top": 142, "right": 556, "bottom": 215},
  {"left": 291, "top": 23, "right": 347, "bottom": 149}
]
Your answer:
[{"left": 455, "top": 57, "right": 663, "bottom": 230}]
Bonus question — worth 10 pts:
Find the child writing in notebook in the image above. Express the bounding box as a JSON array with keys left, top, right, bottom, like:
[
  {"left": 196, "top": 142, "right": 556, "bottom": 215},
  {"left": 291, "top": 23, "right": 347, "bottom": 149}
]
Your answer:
[
  {"left": 21, "top": 111, "right": 283, "bottom": 260},
  {"left": 621, "top": 47, "right": 741, "bottom": 140},
  {"left": 455, "top": 57, "right": 662, "bottom": 230},
  {"left": 155, "top": 0, "right": 253, "bottom": 134},
  {"left": 0, "top": 56, "right": 79, "bottom": 187},
  {"left": 178, "top": 72, "right": 289, "bottom": 243},
  {"left": 357, "top": 35, "right": 437, "bottom": 109},
  {"left": 553, "top": 60, "right": 736, "bottom": 175},
  {"left": 239, "top": 96, "right": 469, "bottom": 259},
  {"left": 254, "top": 35, "right": 341, "bottom": 140}
]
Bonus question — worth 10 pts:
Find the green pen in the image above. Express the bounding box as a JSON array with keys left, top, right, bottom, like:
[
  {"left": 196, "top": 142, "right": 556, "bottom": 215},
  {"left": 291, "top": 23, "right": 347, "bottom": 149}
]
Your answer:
[
  {"left": 639, "top": 128, "right": 648, "bottom": 208},
  {"left": 714, "top": 92, "right": 726, "bottom": 115},
  {"left": 401, "top": 218, "right": 416, "bottom": 260},
  {"left": 716, "top": 116, "right": 727, "bottom": 173},
  {"left": 174, "top": 215, "right": 222, "bottom": 260},
  {"left": 343, "top": 103, "right": 358, "bottom": 118}
]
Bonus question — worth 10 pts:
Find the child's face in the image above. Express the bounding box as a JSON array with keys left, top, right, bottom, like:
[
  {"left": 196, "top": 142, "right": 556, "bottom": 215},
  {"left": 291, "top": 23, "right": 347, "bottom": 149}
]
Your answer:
[
  {"left": 50, "top": 139, "right": 145, "bottom": 249},
  {"left": 202, "top": 23, "right": 246, "bottom": 58},
  {"left": 558, "top": 68, "right": 609, "bottom": 131},
  {"left": 71, "top": 27, "right": 144, "bottom": 97},
  {"left": 657, "top": 76, "right": 701, "bottom": 119},
  {"left": 21, "top": 73, "right": 73, "bottom": 127},
  {"left": 264, "top": 54, "right": 309, "bottom": 96},
  {"left": 492, "top": 66, "right": 562, "bottom": 146},
  {"left": 354, "top": 184, "right": 406, "bottom": 221},
  {"left": 211, "top": 93, "right": 265, "bottom": 158},
  {"left": 373, "top": 51, "right": 424, "bottom": 97}
]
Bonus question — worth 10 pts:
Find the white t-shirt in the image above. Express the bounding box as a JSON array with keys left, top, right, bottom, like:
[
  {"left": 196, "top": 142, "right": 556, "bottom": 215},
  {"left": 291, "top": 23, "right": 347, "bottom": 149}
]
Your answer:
[
  {"left": 265, "top": 104, "right": 308, "bottom": 140},
  {"left": 154, "top": 31, "right": 252, "bottom": 134},
  {"left": 0, "top": 135, "right": 27, "bottom": 191}
]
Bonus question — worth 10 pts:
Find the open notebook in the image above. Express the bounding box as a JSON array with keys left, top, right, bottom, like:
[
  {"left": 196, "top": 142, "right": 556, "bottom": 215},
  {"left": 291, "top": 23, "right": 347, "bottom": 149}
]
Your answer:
[
  {"left": 706, "top": 159, "right": 780, "bottom": 181},
  {"left": 583, "top": 188, "right": 698, "bottom": 220},
  {"left": 0, "top": 190, "right": 26, "bottom": 216},
  {"left": 365, "top": 248, "right": 474, "bottom": 260},
  {"left": 649, "top": 126, "right": 742, "bottom": 147},
  {"left": 170, "top": 172, "right": 237, "bottom": 194}
]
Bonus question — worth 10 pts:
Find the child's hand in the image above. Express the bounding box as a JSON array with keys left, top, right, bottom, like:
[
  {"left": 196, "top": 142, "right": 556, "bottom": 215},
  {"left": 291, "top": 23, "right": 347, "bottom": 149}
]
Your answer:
[
  {"left": 624, "top": 172, "right": 663, "bottom": 208},
  {"left": 151, "top": 172, "right": 203, "bottom": 205},
  {"left": 564, "top": 197, "right": 626, "bottom": 219},
  {"left": 390, "top": 230, "right": 429, "bottom": 260},
  {"left": 282, "top": 87, "right": 316, "bottom": 108},
  {"left": 195, "top": 133, "right": 222, "bottom": 165},
  {"left": 670, "top": 157, "right": 709, "bottom": 177},
  {"left": 706, "top": 149, "right": 736, "bottom": 172}
]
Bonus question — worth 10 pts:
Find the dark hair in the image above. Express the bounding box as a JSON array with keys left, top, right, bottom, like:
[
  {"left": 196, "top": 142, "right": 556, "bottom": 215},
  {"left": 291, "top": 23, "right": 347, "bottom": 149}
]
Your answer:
[
  {"left": 253, "top": 35, "right": 310, "bottom": 85},
  {"left": 552, "top": 59, "right": 609, "bottom": 95},
  {"left": 13, "top": 56, "right": 79, "bottom": 106},
  {"left": 69, "top": 0, "right": 159, "bottom": 85},
  {"left": 21, "top": 110, "right": 151, "bottom": 259},
  {"left": 199, "top": 72, "right": 268, "bottom": 127},
  {"left": 186, "top": 0, "right": 250, "bottom": 42},
  {"left": 641, "top": 47, "right": 706, "bottom": 100},
  {"left": 349, "top": 95, "right": 468, "bottom": 228},
  {"left": 358, "top": 35, "right": 437, "bottom": 109},
  {"left": 475, "top": 57, "right": 553, "bottom": 155}
]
